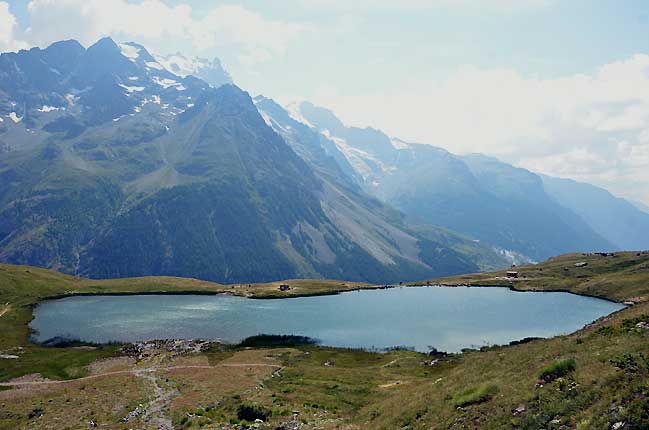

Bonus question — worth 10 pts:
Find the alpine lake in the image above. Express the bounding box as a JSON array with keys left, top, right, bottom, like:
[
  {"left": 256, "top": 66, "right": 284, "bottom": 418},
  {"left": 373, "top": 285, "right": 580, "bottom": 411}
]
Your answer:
[{"left": 28, "top": 285, "right": 625, "bottom": 353}]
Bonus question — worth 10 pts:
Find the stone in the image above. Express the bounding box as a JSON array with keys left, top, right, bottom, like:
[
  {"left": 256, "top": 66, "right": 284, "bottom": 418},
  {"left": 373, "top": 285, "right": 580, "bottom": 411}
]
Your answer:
[{"left": 635, "top": 322, "right": 649, "bottom": 330}]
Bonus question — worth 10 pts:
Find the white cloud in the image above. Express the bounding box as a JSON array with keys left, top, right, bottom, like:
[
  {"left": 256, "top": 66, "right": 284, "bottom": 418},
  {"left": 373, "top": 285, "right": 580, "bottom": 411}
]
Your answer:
[
  {"left": 4, "top": 0, "right": 646, "bottom": 204},
  {"left": 188, "top": 5, "right": 307, "bottom": 65},
  {"left": 295, "top": 0, "right": 552, "bottom": 13},
  {"left": 25, "top": 0, "right": 191, "bottom": 46},
  {"left": 0, "top": 2, "right": 28, "bottom": 52},
  {"left": 24, "top": 0, "right": 306, "bottom": 65},
  {"left": 311, "top": 54, "right": 649, "bottom": 205}
]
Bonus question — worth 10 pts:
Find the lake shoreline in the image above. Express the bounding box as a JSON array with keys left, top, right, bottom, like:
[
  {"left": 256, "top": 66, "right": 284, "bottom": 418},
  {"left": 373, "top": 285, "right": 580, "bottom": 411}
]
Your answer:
[
  {"left": 433, "top": 282, "right": 627, "bottom": 305},
  {"left": 3, "top": 256, "right": 647, "bottom": 429},
  {"left": 35, "top": 281, "right": 627, "bottom": 305},
  {"left": 30, "top": 285, "right": 624, "bottom": 354}
]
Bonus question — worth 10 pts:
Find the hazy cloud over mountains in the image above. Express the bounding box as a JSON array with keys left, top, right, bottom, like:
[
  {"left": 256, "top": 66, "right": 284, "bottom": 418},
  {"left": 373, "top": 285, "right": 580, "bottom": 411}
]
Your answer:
[
  {"left": 0, "top": 2, "right": 27, "bottom": 52},
  {"left": 312, "top": 55, "right": 649, "bottom": 205},
  {"left": 7, "top": 0, "right": 307, "bottom": 66},
  {"left": 294, "top": 0, "right": 553, "bottom": 13},
  {"left": 1, "top": 0, "right": 649, "bottom": 204}
]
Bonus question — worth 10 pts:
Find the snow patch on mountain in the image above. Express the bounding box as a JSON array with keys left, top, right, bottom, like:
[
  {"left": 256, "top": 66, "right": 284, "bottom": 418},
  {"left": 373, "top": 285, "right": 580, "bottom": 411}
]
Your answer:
[
  {"left": 148, "top": 76, "right": 186, "bottom": 91},
  {"left": 285, "top": 101, "right": 314, "bottom": 128},
  {"left": 145, "top": 61, "right": 164, "bottom": 71},
  {"left": 152, "top": 76, "right": 178, "bottom": 88},
  {"left": 258, "top": 110, "right": 274, "bottom": 128},
  {"left": 119, "top": 84, "right": 145, "bottom": 93},
  {"left": 65, "top": 94, "right": 78, "bottom": 106},
  {"left": 155, "top": 53, "right": 203, "bottom": 77},
  {"left": 154, "top": 52, "right": 232, "bottom": 87},
  {"left": 321, "top": 129, "right": 395, "bottom": 182},
  {"left": 119, "top": 43, "right": 140, "bottom": 61},
  {"left": 322, "top": 130, "right": 375, "bottom": 180},
  {"left": 38, "top": 105, "right": 64, "bottom": 112},
  {"left": 390, "top": 138, "right": 411, "bottom": 150}
]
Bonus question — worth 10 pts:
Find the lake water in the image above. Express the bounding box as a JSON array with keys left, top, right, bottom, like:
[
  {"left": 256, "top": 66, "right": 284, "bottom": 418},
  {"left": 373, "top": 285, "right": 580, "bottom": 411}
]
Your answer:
[{"left": 30, "top": 286, "right": 624, "bottom": 352}]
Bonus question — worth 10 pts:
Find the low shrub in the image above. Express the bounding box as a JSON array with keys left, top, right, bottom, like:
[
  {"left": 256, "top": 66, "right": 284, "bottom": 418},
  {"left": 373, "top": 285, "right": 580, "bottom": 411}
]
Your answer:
[
  {"left": 622, "top": 315, "right": 649, "bottom": 331},
  {"left": 238, "top": 334, "right": 317, "bottom": 348},
  {"left": 38, "top": 336, "right": 120, "bottom": 348},
  {"left": 236, "top": 404, "right": 270, "bottom": 422},
  {"left": 509, "top": 337, "right": 542, "bottom": 346},
  {"left": 610, "top": 353, "right": 649, "bottom": 374},
  {"left": 454, "top": 384, "right": 500, "bottom": 407},
  {"left": 539, "top": 358, "right": 576, "bottom": 383}
]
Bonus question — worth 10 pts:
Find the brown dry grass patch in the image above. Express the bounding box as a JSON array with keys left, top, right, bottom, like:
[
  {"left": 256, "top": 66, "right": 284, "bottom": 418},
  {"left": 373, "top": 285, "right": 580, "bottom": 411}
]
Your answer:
[{"left": 0, "top": 374, "right": 150, "bottom": 430}]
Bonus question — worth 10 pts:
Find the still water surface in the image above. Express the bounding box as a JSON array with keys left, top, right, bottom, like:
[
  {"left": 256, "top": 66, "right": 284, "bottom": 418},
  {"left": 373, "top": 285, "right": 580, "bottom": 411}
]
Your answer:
[{"left": 30, "top": 286, "right": 624, "bottom": 352}]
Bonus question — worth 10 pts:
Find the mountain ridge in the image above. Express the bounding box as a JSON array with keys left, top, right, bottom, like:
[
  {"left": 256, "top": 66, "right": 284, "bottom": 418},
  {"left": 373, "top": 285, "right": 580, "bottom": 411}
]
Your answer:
[
  {"left": 274, "top": 102, "right": 620, "bottom": 262},
  {"left": 0, "top": 37, "right": 496, "bottom": 283}
]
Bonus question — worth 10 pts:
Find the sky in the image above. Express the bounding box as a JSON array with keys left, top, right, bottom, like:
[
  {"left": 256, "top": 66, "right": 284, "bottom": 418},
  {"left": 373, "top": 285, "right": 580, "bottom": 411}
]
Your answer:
[{"left": 1, "top": 0, "right": 649, "bottom": 205}]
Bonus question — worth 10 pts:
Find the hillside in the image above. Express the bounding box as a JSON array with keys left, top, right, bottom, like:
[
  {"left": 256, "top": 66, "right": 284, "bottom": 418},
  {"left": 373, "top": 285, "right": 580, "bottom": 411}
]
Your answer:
[
  {"left": 1, "top": 255, "right": 649, "bottom": 429},
  {"left": 419, "top": 250, "right": 649, "bottom": 303},
  {"left": 288, "top": 101, "right": 640, "bottom": 262},
  {"left": 542, "top": 175, "right": 649, "bottom": 251},
  {"left": 254, "top": 96, "right": 507, "bottom": 272},
  {"left": 0, "top": 38, "right": 497, "bottom": 284}
]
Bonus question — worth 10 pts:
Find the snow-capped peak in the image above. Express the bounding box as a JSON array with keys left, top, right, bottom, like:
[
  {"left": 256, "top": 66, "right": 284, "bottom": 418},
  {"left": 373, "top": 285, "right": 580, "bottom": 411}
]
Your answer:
[
  {"left": 285, "top": 101, "right": 313, "bottom": 128},
  {"left": 119, "top": 43, "right": 140, "bottom": 61},
  {"left": 153, "top": 52, "right": 232, "bottom": 87},
  {"left": 390, "top": 138, "right": 411, "bottom": 150},
  {"left": 154, "top": 53, "right": 202, "bottom": 77}
]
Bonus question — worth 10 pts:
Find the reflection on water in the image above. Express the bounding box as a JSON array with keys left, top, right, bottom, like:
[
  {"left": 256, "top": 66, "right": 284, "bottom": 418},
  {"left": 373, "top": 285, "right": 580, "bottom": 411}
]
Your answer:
[{"left": 30, "top": 286, "right": 624, "bottom": 352}]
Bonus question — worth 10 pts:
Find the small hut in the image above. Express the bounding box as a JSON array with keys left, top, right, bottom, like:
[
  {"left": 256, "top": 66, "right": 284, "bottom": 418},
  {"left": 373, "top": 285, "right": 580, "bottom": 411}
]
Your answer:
[{"left": 506, "top": 271, "right": 519, "bottom": 279}]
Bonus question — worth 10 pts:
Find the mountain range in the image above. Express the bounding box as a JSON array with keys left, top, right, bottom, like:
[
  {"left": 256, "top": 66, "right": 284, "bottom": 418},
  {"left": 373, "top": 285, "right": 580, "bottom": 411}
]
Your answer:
[
  {"left": 0, "top": 37, "right": 647, "bottom": 283},
  {"left": 270, "top": 101, "right": 649, "bottom": 262},
  {"left": 0, "top": 38, "right": 500, "bottom": 283}
]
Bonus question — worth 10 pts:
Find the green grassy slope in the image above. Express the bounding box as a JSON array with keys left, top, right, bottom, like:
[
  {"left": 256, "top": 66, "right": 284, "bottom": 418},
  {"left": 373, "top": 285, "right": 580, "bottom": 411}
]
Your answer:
[
  {"left": 0, "top": 263, "right": 373, "bottom": 350},
  {"left": 1, "top": 255, "right": 648, "bottom": 429},
  {"left": 334, "top": 302, "right": 649, "bottom": 429},
  {"left": 0, "top": 264, "right": 368, "bottom": 382},
  {"left": 415, "top": 250, "right": 649, "bottom": 303}
]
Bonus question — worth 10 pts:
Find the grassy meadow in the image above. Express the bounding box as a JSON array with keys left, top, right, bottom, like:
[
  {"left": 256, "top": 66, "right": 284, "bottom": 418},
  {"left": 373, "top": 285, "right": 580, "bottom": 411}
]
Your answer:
[{"left": 0, "top": 252, "right": 648, "bottom": 429}]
